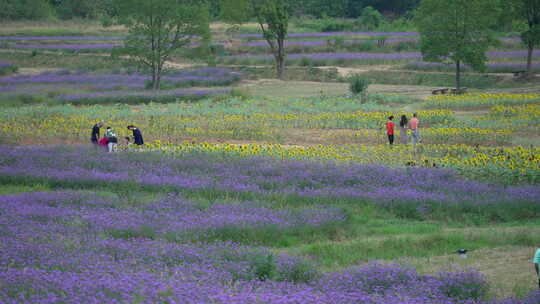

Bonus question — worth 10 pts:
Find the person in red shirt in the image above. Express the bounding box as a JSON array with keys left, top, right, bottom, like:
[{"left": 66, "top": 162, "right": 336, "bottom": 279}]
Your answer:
[{"left": 386, "top": 116, "right": 395, "bottom": 145}]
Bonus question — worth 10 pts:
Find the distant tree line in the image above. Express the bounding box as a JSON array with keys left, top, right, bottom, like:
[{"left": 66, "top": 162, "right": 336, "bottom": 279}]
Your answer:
[{"left": 0, "top": 0, "right": 421, "bottom": 21}]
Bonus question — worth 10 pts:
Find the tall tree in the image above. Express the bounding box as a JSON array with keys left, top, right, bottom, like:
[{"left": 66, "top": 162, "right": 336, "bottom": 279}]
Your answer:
[
  {"left": 506, "top": 0, "right": 540, "bottom": 78},
  {"left": 114, "top": 0, "right": 210, "bottom": 90},
  {"left": 415, "top": 0, "right": 498, "bottom": 91},
  {"left": 252, "top": 0, "right": 289, "bottom": 79},
  {"left": 221, "top": 0, "right": 289, "bottom": 79}
]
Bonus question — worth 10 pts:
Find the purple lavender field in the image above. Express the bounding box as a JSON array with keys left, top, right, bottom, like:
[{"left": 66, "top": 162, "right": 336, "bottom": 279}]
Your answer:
[
  {"left": 1, "top": 146, "right": 539, "bottom": 303},
  {"left": 0, "top": 68, "right": 239, "bottom": 104},
  {"left": 0, "top": 67, "right": 240, "bottom": 88},
  {"left": 219, "top": 50, "right": 540, "bottom": 65},
  {"left": 1, "top": 146, "right": 538, "bottom": 221}
]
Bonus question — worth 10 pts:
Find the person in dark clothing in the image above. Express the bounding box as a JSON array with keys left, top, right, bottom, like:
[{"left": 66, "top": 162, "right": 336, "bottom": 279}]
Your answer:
[
  {"left": 127, "top": 125, "right": 144, "bottom": 145},
  {"left": 399, "top": 115, "right": 408, "bottom": 145},
  {"left": 91, "top": 122, "right": 104, "bottom": 145}
]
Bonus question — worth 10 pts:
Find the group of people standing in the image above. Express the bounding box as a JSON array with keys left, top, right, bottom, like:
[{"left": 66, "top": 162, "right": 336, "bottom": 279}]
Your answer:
[
  {"left": 386, "top": 113, "right": 420, "bottom": 146},
  {"left": 91, "top": 122, "right": 144, "bottom": 152}
]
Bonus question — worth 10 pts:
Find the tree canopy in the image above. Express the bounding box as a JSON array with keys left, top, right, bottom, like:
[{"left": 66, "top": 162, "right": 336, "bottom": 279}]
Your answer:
[
  {"left": 1, "top": 0, "right": 421, "bottom": 20},
  {"left": 114, "top": 0, "right": 210, "bottom": 90},
  {"left": 221, "top": 0, "right": 289, "bottom": 79},
  {"left": 504, "top": 0, "right": 540, "bottom": 77},
  {"left": 415, "top": 0, "right": 499, "bottom": 91}
]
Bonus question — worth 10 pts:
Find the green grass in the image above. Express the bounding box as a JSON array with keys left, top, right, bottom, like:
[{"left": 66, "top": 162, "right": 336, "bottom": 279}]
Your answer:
[
  {"left": 0, "top": 183, "right": 50, "bottom": 194},
  {"left": 0, "top": 51, "right": 127, "bottom": 70},
  {"left": 296, "top": 227, "right": 540, "bottom": 269},
  {"left": 0, "top": 19, "right": 127, "bottom": 36}
]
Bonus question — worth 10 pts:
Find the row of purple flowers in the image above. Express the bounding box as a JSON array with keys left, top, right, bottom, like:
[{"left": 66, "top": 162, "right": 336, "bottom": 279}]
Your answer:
[
  {"left": 0, "top": 67, "right": 240, "bottom": 87},
  {"left": 219, "top": 50, "right": 540, "bottom": 62},
  {"left": 404, "top": 61, "right": 540, "bottom": 73},
  {"left": 57, "top": 88, "right": 231, "bottom": 104},
  {"left": 245, "top": 37, "right": 520, "bottom": 48},
  {"left": 0, "top": 146, "right": 538, "bottom": 219}
]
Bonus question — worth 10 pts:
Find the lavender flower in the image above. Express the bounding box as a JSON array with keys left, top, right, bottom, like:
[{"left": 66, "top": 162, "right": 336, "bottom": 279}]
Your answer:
[
  {"left": 11, "top": 43, "right": 122, "bottom": 50},
  {"left": 0, "top": 35, "right": 125, "bottom": 41},
  {"left": 220, "top": 50, "right": 540, "bottom": 62},
  {"left": 0, "top": 150, "right": 533, "bottom": 303}
]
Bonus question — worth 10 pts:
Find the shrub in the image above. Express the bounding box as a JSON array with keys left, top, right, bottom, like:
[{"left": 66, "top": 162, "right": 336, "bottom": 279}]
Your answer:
[
  {"left": 348, "top": 73, "right": 370, "bottom": 96},
  {"left": 299, "top": 56, "right": 312, "bottom": 67},
  {"left": 230, "top": 87, "right": 252, "bottom": 99},
  {"left": 320, "top": 17, "right": 353, "bottom": 32},
  {"left": 0, "top": 62, "right": 18, "bottom": 76},
  {"left": 357, "top": 6, "right": 384, "bottom": 30},
  {"left": 249, "top": 253, "right": 276, "bottom": 281},
  {"left": 275, "top": 255, "right": 320, "bottom": 284},
  {"left": 436, "top": 271, "right": 489, "bottom": 301},
  {"left": 353, "top": 41, "right": 375, "bottom": 52}
]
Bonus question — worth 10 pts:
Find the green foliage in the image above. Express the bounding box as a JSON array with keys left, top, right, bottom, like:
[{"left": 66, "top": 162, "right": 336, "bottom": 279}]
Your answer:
[
  {"left": 320, "top": 16, "right": 351, "bottom": 32},
  {"left": 415, "top": 0, "right": 499, "bottom": 90},
  {"left": 114, "top": 0, "right": 210, "bottom": 90},
  {"left": 348, "top": 73, "right": 370, "bottom": 95},
  {"left": 508, "top": 0, "right": 540, "bottom": 76},
  {"left": 276, "top": 258, "right": 320, "bottom": 283},
  {"left": 0, "top": 0, "right": 54, "bottom": 20},
  {"left": 502, "top": 0, "right": 540, "bottom": 45},
  {"left": 437, "top": 272, "right": 489, "bottom": 301},
  {"left": 220, "top": 0, "right": 249, "bottom": 24},
  {"left": 0, "top": 64, "right": 17, "bottom": 76},
  {"left": 357, "top": 6, "right": 384, "bottom": 30},
  {"left": 55, "top": 0, "right": 103, "bottom": 19},
  {"left": 253, "top": 0, "right": 289, "bottom": 79},
  {"left": 249, "top": 253, "right": 276, "bottom": 281}
]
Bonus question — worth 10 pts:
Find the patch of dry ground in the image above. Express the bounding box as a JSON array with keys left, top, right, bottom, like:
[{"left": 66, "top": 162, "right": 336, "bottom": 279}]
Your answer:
[
  {"left": 401, "top": 246, "right": 538, "bottom": 299},
  {"left": 241, "top": 78, "right": 442, "bottom": 99}
]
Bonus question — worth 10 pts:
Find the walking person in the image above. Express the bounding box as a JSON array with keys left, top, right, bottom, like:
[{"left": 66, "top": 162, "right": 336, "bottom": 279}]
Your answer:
[
  {"left": 399, "top": 115, "right": 408, "bottom": 145},
  {"left": 127, "top": 125, "right": 144, "bottom": 146},
  {"left": 410, "top": 113, "right": 420, "bottom": 145},
  {"left": 386, "top": 116, "right": 395, "bottom": 146},
  {"left": 534, "top": 247, "right": 540, "bottom": 289},
  {"left": 91, "top": 122, "right": 103, "bottom": 146},
  {"left": 105, "top": 127, "right": 118, "bottom": 153}
]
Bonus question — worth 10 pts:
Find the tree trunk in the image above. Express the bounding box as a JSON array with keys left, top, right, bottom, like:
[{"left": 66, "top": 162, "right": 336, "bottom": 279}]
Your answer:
[
  {"left": 276, "top": 38, "right": 286, "bottom": 80},
  {"left": 275, "top": 54, "right": 285, "bottom": 80},
  {"left": 526, "top": 42, "right": 534, "bottom": 78},
  {"left": 151, "top": 66, "right": 157, "bottom": 91},
  {"left": 455, "top": 60, "right": 461, "bottom": 93},
  {"left": 152, "top": 66, "right": 160, "bottom": 91},
  {"left": 156, "top": 72, "right": 161, "bottom": 91}
]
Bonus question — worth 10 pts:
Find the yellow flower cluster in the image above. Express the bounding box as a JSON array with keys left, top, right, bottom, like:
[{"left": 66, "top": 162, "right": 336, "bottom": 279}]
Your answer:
[
  {"left": 343, "top": 127, "right": 512, "bottom": 145},
  {"left": 426, "top": 93, "right": 540, "bottom": 109},
  {"left": 428, "top": 93, "right": 540, "bottom": 103},
  {"left": 422, "top": 127, "right": 512, "bottom": 144},
  {"left": 0, "top": 109, "right": 453, "bottom": 144},
  {"left": 491, "top": 104, "right": 540, "bottom": 118}
]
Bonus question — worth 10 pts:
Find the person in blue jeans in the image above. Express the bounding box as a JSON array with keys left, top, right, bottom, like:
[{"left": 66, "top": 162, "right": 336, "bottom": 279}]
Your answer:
[{"left": 534, "top": 248, "right": 540, "bottom": 289}]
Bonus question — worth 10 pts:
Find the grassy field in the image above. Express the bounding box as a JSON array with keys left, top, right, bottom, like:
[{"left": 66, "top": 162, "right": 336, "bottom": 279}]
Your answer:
[{"left": 0, "top": 20, "right": 539, "bottom": 303}]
